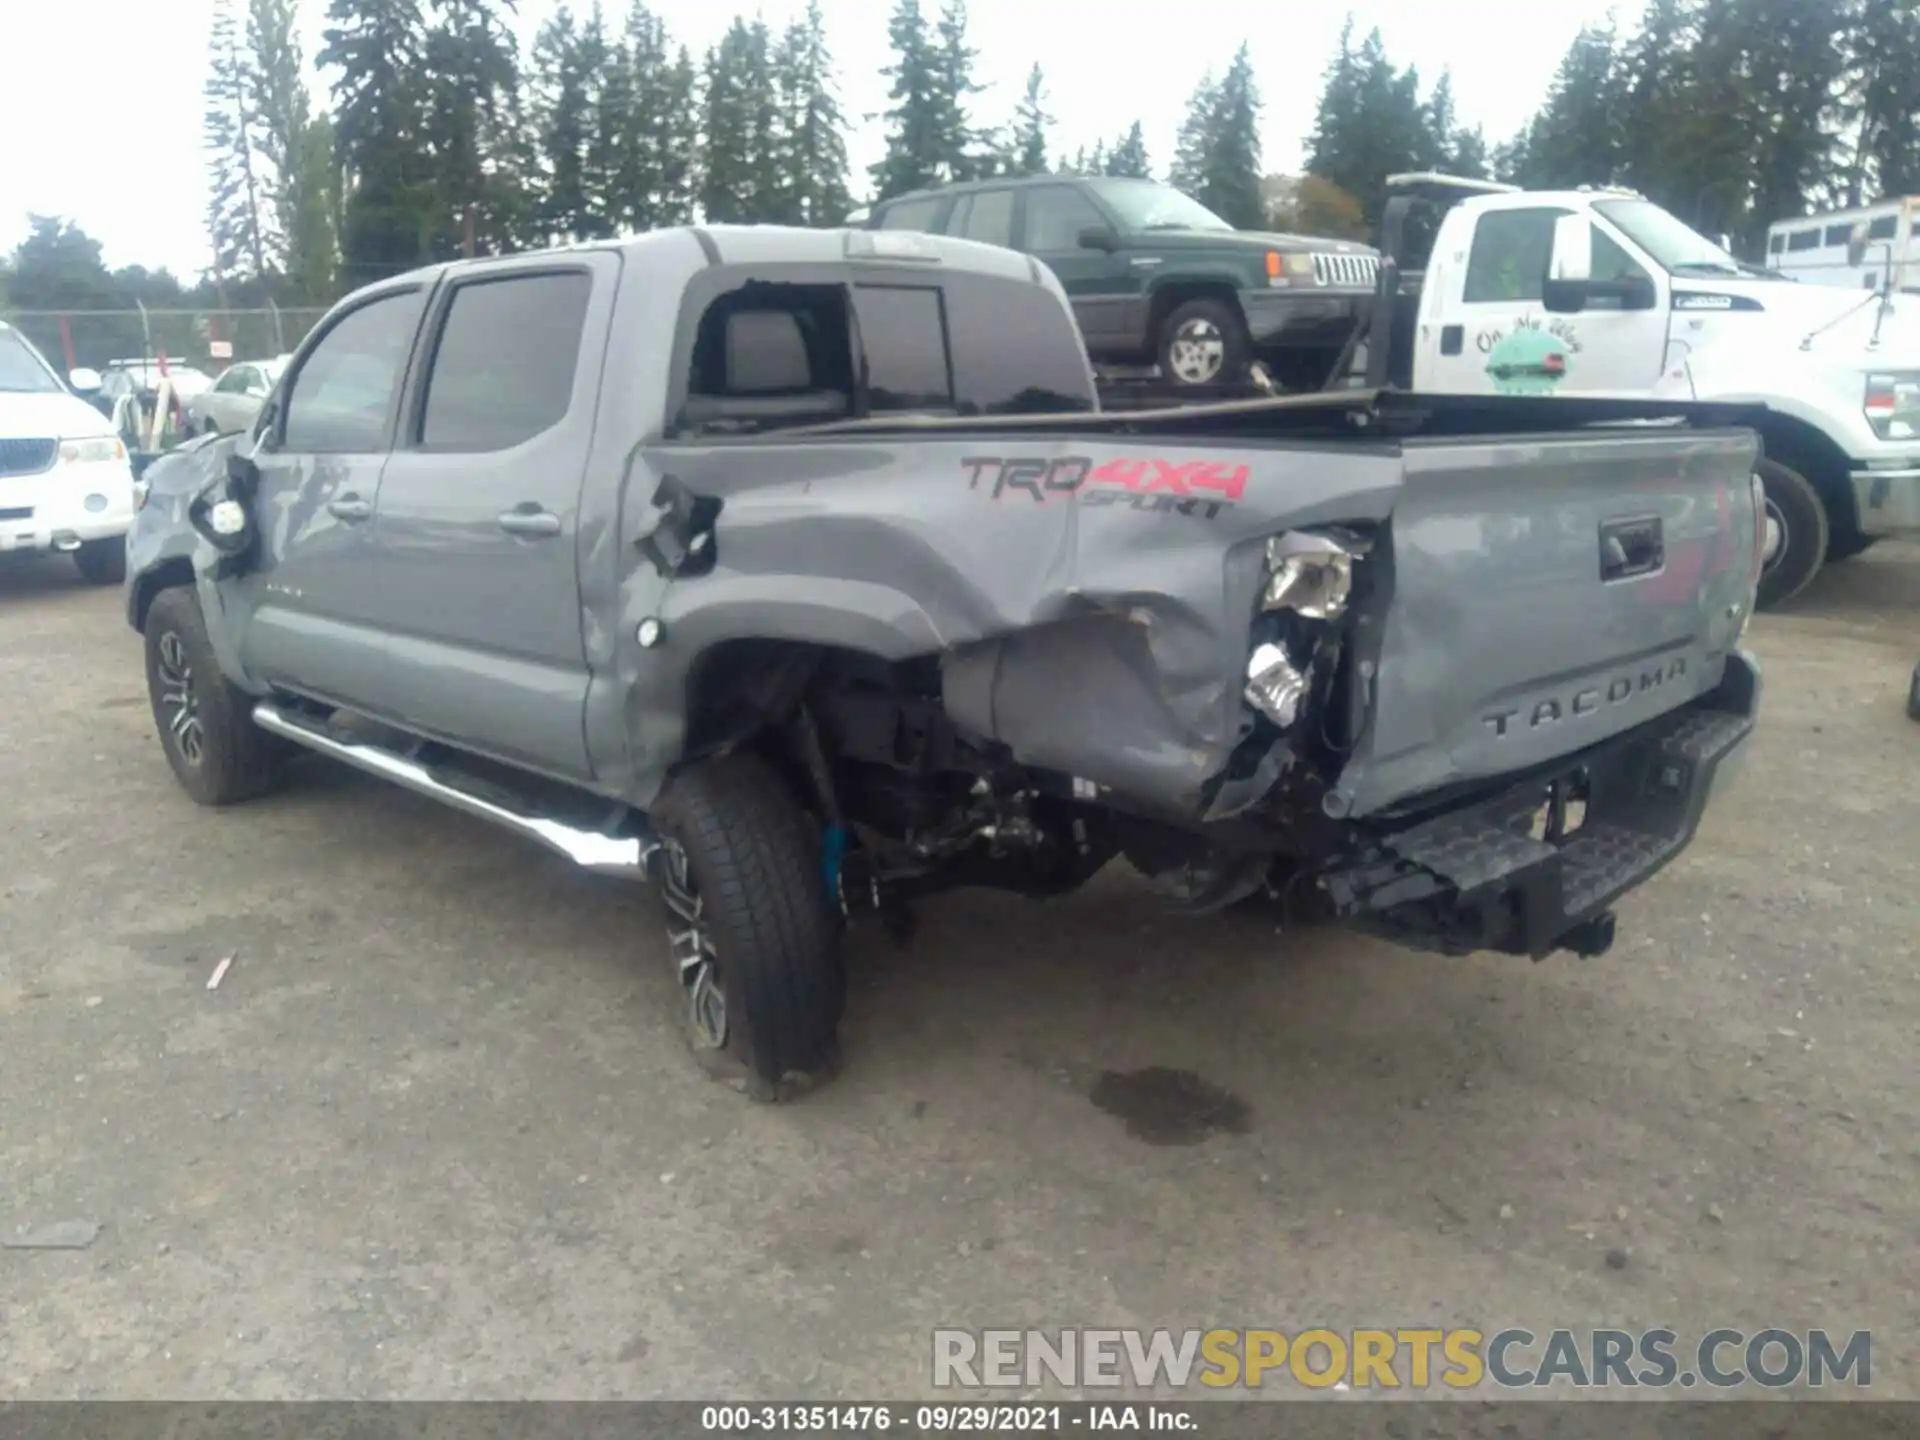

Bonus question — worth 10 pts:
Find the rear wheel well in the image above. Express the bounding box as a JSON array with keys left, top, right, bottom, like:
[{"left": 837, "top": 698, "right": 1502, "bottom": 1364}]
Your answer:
[
  {"left": 1756, "top": 415, "right": 1857, "bottom": 538},
  {"left": 131, "top": 559, "right": 196, "bottom": 632}
]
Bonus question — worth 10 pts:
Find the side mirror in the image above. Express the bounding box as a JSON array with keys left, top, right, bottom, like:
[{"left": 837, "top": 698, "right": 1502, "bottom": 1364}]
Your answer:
[
  {"left": 1847, "top": 222, "right": 1870, "bottom": 269},
  {"left": 68, "top": 367, "right": 102, "bottom": 392},
  {"left": 1077, "top": 225, "right": 1119, "bottom": 252},
  {"left": 1549, "top": 214, "right": 1593, "bottom": 283}
]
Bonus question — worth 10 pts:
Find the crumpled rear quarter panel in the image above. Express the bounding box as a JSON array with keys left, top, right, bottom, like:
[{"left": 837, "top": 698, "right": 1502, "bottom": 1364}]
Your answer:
[{"left": 620, "top": 435, "right": 1403, "bottom": 814}]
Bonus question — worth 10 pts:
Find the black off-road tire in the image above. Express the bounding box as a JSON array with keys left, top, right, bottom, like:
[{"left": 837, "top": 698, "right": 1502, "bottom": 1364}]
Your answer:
[
  {"left": 1156, "top": 298, "right": 1251, "bottom": 389},
  {"left": 73, "top": 538, "right": 126, "bottom": 585},
  {"left": 649, "top": 750, "right": 845, "bottom": 1101},
  {"left": 1908, "top": 662, "right": 1920, "bottom": 723},
  {"left": 1755, "top": 458, "right": 1829, "bottom": 610},
  {"left": 142, "top": 587, "right": 283, "bottom": 806}
]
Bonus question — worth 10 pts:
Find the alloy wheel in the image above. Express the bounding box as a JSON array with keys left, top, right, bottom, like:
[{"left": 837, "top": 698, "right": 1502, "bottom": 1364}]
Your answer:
[
  {"left": 658, "top": 839, "right": 727, "bottom": 1050},
  {"left": 155, "top": 631, "right": 205, "bottom": 766},
  {"left": 1167, "top": 318, "right": 1226, "bottom": 385}
]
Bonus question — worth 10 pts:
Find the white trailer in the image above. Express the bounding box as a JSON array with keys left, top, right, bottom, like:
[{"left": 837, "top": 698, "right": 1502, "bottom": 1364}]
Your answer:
[{"left": 1765, "top": 198, "right": 1920, "bottom": 292}]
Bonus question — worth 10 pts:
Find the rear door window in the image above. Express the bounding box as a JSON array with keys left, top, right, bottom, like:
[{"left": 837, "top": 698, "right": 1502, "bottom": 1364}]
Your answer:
[
  {"left": 878, "top": 197, "right": 943, "bottom": 233},
  {"left": 418, "top": 271, "right": 592, "bottom": 451},
  {"left": 955, "top": 189, "right": 1015, "bottom": 248}
]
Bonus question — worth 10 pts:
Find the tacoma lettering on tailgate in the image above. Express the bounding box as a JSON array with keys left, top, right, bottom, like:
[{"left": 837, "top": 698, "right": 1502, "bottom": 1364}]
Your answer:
[
  {"left": 961, "top": 455, "right": 1249, "bottom": 518},
  {"left": 1481, "top": 657, "right": 1689, "bottom": 736}
]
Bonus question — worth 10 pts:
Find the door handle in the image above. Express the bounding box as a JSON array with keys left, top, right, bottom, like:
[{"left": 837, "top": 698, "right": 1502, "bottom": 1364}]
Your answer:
[
  {"left": 498, "top": 505, "right": 562, "bottom": 538},
  {"left": 327, "top": 495, "right": 373, "bottom": 522}
]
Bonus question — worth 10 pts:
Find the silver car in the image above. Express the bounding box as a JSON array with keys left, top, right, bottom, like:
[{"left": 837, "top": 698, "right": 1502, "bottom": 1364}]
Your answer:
[{"left": 184, "top": 356, "right": 289, "bottom": 438}]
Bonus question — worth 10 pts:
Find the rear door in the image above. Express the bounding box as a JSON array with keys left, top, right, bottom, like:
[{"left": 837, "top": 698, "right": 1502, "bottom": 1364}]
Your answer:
[
  {"left": 357, "top": 253, "right": 613, "bottom": 782},
  {"left": 1421, "top": 205, "right": 1668, "bottom": 396},
  {"left": 225, "top": 282, "right": 430, "bottom": 709},
  {"left": 1019, "top": 184, "right": 1142, "bottom": 353}
]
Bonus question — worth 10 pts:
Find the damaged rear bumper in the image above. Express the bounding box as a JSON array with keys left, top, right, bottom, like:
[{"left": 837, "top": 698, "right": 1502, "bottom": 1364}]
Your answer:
[{"left": 1321, "top": 649, "right": 1760, "bottom": 960}]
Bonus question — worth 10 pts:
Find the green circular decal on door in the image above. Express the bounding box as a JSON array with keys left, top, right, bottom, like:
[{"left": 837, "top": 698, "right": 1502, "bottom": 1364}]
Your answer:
[{"left": 1485, "top": 327, "right": 1570, "bottom": 395}]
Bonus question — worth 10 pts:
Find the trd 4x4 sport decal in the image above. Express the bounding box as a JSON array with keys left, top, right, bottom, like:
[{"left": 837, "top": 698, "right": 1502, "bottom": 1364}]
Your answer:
[{"left": 961, "top": 455, "right": 1249, "bottom": 519}]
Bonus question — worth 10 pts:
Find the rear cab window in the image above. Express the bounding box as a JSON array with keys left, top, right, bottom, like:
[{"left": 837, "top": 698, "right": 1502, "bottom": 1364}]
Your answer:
[{"left": 668, "top": 258, "right": 1094, "bottom": 438}]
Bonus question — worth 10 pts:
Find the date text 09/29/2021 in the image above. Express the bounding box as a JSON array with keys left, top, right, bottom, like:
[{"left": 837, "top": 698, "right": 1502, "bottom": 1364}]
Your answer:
[{"left": 701, "top": 1405, "right": 1188, "bottom": 1433}]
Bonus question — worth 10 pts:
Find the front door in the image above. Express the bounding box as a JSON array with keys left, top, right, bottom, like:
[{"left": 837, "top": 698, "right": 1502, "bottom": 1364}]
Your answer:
[
  {"left": 1423, "top": 206, "right": 1670, "bottom": 398},
  {"left": 225, "top": 283, "right": 430, "bottom": 711},
  {"left": 1019, "top": 184, "right": 1141, "bottom": 355},
  {"left": 357, "top": 255, "right": 612, "bottom": 782}
]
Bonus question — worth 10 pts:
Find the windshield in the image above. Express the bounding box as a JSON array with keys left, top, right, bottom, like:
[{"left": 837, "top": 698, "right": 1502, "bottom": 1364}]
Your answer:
[
  {"left": 1593, "top": 198, "right": 1779, "bottom": 279},
  {"left": 1088, "top": 180, "right": 1235, "bottom": 234},
  {"left": 0, "top": 329, "right": 64, "bottom": 393}
]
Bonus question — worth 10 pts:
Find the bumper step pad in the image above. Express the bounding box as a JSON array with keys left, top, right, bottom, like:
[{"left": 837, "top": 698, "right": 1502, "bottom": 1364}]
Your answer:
[{"left": 1340, "top": 694, "right": 1754, "bottom": 960}]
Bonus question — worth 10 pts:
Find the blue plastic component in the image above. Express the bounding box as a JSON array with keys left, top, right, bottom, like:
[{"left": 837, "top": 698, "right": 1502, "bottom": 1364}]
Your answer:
[{"left": 821, "top": 823, "right": 847, "bottom": 901}]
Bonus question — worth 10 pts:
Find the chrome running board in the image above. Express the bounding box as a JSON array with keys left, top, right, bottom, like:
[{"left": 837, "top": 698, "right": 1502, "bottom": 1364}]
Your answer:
[{"left": 251, "top": 703, "right": 654, "bottom": 877}]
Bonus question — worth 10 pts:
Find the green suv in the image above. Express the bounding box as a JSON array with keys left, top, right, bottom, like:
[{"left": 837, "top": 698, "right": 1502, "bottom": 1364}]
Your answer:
[{"left": 864, "top": 175, "right": 1379, "bottom": 390}]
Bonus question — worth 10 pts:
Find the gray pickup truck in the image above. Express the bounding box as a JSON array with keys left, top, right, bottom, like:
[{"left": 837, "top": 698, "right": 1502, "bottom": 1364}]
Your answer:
[{"left": 126, "top": 225, "right": 1765, "bottom": 1100}]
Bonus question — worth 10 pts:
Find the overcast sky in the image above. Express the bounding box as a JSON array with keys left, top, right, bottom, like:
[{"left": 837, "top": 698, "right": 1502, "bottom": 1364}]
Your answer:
[{"left": 1, "top": 0, "right": 1617, "bottom": 281}]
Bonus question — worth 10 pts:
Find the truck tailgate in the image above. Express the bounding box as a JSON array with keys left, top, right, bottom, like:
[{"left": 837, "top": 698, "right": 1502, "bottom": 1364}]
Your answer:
[{"left": 1329, "top": 428, "right": 1760, "bottom": 819}]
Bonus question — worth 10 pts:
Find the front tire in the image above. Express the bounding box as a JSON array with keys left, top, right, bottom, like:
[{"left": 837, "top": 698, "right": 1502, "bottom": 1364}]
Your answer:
[
  {"left": 1156, "top": 298, "right": 1250, "bottom": 389},
  {"left": 142, "top": 587, "right": 283, "bottom": 806},
  {"left": 1755, "top": 458, "right": 1829, "bottom": 610},
  {"left": 74, "top": 538, "right": 126, "bottom": 585},
  {"left": 648, "top": 751, "right": 844, "bottom": 1101}
]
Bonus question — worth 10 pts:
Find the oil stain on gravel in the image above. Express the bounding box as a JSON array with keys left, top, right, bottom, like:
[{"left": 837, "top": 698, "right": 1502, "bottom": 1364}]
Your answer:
[{"left": 1090, "top": 1066, "right": 1251, "bottom": 1146}]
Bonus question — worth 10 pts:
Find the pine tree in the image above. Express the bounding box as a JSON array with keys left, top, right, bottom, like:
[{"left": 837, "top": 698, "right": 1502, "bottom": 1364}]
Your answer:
[
  {"left": 701, "top": 17, "right": 777, "bottom": 222},
  {"left": 871, "top": 0, "right": 945, "bottom": 200},
  {"left": 1304, "top": 25, "right": 1428, "bottom": 225},
  {"left": 1169, "top": 72, "right": 1218, "bottom": 195},
  {"left": 1514, "top": 21, "right": 1624, "bottom": 189},
  {"left": 1616, "top": 0, "right": 1698, "bottom": 200},
  {"left": 771, "top": 0, "right": 853, "bottom": 225},
  {"left": 528, "top": 6, "right": 597, "bottom": 241},
  {"left": 420, "top": 0, "right": 524, "bottom": 256},
  {"left": 1010, "top": 64, "right": 1050, "bottom": 175},
  {"left": 1105, "top": 121, "right": 1151, "bottom": 178},
  {"left": 1851, "top": 0, "right": 1920, "bottom": 200},
  {"left": 205, "top": 0, "right": 272, "bottom": 280},
  {"left": 321, "top": 0, "right": 431, "bottom": 278},
  {"left": 245, "top": 0, "right": 311, "bottom": 281},
  {"left": 934, "top": 0, "right": 988, "bottom": 180},
  {"left": 1741, "top": 0, "right": 1851, "bottom": 252},
  {"left": 1195, "top": 43, "right": 1264, "bottom": 228}
]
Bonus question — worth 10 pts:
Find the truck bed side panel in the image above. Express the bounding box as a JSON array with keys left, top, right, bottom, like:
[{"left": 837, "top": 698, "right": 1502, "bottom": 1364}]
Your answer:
[{"left": 619, "top": 436, "right": 1403, "bottom": 812}]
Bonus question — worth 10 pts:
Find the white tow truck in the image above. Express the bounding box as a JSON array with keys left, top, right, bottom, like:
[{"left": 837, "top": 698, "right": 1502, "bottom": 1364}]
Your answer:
[{"left": 1334, "top": 174, "right": 1920, "bottom": 607}]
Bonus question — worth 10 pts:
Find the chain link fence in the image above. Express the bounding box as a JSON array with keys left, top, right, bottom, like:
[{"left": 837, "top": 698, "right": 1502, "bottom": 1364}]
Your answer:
[{"left": 1, "top": 305, "right": 329, "bottom": 379}]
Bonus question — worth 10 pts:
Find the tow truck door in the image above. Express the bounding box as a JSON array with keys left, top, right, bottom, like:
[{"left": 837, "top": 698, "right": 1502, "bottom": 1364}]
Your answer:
[{"left": 1417, "top": 203, "right": 1670, "bottom": 396}]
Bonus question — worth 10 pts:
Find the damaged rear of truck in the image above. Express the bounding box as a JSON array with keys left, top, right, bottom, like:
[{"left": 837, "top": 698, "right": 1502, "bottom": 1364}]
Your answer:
[
  {"left": 638, "top": 389, "right": 1764, "bottom": 984},
  {"left": 137, "top": 227, "right": 1765, "bottom": 1097}
]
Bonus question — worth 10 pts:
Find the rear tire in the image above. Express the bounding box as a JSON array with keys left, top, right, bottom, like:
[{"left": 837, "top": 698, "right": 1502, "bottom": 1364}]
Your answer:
[
  {"left": 1156, "top": 298, "right": 1250, "bottom": 389},
  {"left": 142, "top": 587, "right": 283, "bottom": 806},
  {"left": 648, "top": 750, "right": 845, "bottom": 1101},
  {"left": 1755, "top": 458, "right": 1828, "bottom": 610},
  {"left": 74, "top": 538, "right": 126, "bottom": 585}
]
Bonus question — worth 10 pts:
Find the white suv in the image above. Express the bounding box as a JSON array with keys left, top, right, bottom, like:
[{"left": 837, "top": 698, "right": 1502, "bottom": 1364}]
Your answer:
[{"left": 0, "top": 322, "right": 137, "bottom": 584}]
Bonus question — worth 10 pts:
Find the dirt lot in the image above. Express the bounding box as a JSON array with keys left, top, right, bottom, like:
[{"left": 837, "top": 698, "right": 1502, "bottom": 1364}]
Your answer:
[{"left": 1, "top": 546, "right": 1917, "bottom": 1402}]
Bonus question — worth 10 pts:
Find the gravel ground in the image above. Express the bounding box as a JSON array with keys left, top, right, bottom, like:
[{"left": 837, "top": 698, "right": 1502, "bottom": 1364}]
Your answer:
[{"left": 1, "top": 545, "right": 1916, "bottom": 1402}]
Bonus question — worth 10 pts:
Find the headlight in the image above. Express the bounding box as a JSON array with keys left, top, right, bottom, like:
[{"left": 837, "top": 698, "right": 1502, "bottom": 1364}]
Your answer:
[
  {"left": 1863, "top": 372, "right": 1920, "bottom": 440},
  {"left": 59, "top": 436, "right": 127, "bottom": 465}
]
